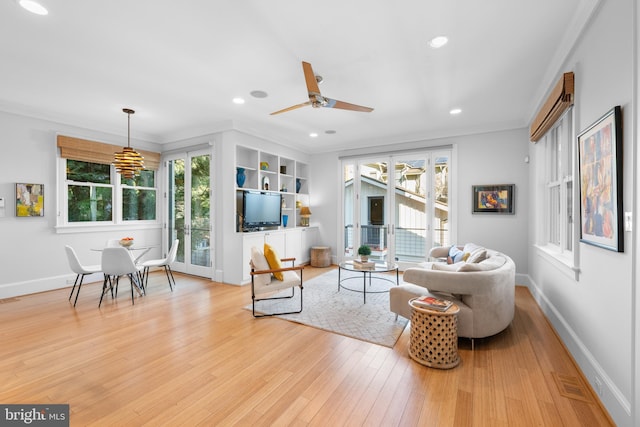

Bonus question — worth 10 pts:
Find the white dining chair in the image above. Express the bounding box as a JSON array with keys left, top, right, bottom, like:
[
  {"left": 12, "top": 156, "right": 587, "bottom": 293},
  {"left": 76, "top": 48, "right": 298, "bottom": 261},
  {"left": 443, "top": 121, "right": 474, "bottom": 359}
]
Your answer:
[
  {"left": 100, "top": 247, "right": 144, "bottom": 307},
  {"left": 140, "top": 239, "right": 179, "bottom": 291},
  {"left": 65, "top": 245, "right": 101, "bottom": 307}
]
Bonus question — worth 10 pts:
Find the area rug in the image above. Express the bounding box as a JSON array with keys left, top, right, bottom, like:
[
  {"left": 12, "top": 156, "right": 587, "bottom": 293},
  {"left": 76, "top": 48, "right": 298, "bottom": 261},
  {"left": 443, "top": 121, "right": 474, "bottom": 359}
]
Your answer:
[{"left": 245, "top": 268, "right": 408, "bottom": 348}]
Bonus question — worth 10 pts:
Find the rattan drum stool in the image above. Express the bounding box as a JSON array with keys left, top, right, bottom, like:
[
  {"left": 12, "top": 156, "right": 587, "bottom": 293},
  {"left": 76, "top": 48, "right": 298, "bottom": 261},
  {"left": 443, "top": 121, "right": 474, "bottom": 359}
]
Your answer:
[
  {"left": 310, "top": 246, "right": 331, "bottom": 267},
  {"left": 408, "top": 299, "right": 460, "bottom": 369}
]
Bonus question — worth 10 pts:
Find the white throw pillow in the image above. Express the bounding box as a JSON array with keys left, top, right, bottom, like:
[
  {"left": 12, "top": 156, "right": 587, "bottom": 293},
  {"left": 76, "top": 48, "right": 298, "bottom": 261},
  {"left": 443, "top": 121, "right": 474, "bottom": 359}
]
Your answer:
[
  {"left": 467, "top": 248, "right": 487, "bottom": 263},
  {"left": 250, "top": 246, "right": 272, "bottom": 287},
  {"left": 463, "top": 242, "right": 482, "bottom": 254}
]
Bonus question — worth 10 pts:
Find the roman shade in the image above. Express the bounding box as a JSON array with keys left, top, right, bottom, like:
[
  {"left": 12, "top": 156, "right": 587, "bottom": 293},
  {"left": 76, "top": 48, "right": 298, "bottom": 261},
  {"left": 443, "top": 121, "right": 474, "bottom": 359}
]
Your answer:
[
  {"left": 529, "top": 72, "right": 574, "bottom": 142},
  {"left": 57, "top": 135, "right": 160, "bottom": 170}
]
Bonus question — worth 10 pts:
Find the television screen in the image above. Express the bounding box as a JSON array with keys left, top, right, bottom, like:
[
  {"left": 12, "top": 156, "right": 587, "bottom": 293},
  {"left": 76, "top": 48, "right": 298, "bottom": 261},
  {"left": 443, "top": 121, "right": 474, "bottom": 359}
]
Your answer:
[{"left": 243, "top": 191, "right": 281, "bottom": 229}]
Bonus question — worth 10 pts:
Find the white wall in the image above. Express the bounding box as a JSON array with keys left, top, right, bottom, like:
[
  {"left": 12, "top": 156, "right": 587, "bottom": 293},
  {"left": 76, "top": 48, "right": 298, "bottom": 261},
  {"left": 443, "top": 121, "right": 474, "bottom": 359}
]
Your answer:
[
  {"left": 311, "top": 127, "right": 530, "bottom": 278},
  {"left": 0, "top": 111, "right": 163, "bottom": 298},
  {"left": 527, "top": 1, "right": 635, "bottom": 425}
]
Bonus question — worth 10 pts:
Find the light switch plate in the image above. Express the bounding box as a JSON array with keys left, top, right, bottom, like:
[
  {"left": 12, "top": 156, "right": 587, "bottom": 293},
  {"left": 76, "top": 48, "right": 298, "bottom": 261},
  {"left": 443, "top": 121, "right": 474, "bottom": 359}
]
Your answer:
[{"left": 625, "top": 212, "right": 632, "bottom": 232}]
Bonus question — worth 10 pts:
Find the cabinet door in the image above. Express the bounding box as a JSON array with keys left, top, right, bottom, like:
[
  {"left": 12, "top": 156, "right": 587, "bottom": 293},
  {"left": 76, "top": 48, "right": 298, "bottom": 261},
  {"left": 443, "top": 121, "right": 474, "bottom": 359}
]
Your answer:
[
  {"left": 285, "top": 229, "right": 302, "bottom": 262},
  {"left": 264, "top": 231, "right": 286, "bottom": 257}
]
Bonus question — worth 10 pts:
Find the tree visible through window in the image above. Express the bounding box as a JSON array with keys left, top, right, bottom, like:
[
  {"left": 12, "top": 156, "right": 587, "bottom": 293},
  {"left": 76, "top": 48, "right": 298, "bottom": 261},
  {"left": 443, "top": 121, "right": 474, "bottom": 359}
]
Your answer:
[
  {"left": 67, "top": 160, "right": 113, "bottom": 222},
  {"left": 63, "top": 159, "right": 157, "bottom": 224},
  {"left": 121, "top": 170, "right": 156, "bottom": 221}
]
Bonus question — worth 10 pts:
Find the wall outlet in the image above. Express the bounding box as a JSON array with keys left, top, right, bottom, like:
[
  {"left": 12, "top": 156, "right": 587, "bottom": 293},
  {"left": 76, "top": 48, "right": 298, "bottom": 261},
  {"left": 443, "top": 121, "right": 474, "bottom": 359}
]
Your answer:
[
  {"left": 66, "top": 279, "right": 75, "bottom": 285},
  {"left": 624, "top": 212, "right": 632, "bottom": 231},
  {"left": 594, "top": 376, "right": 603, "bottom": 396}
]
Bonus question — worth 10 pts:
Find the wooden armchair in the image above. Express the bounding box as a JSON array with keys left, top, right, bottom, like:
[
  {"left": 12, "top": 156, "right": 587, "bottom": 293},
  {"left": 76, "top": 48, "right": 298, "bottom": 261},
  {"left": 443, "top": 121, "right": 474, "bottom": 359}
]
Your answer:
[{"left": 250, "top": 247, "right": 304, "bottom": 318}]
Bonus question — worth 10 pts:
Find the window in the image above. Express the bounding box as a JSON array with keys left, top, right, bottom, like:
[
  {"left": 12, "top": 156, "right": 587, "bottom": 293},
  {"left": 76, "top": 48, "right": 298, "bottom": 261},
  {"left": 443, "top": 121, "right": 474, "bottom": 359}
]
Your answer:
[
  {"left": 121, "top": 170, "right": 157, "bottom": 221},
  {"left": 66, "top": 160, "right": 113, "bottom": 222},
  {"left": 543, "top": 108, "right": 574, "bottom": 254},
  {"left": 60, "top": 159, "right": 158, "bottom": 226}
]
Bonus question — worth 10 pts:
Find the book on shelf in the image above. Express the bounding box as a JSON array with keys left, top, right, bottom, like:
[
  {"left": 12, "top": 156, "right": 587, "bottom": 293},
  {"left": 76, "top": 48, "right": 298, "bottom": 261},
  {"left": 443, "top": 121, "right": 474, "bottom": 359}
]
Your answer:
[
  {"left": 412, "top": 295, "right": 453, "bottom": 312},
  {"left": 352, "top": 259, "right": 375, "bottom": 269}
]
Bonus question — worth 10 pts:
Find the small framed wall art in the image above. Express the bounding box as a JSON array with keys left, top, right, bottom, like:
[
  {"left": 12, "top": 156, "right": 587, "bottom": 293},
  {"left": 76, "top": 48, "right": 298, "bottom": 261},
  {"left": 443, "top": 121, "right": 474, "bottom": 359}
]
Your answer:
[
  {"left": 16, "top": 183, "right": 44, "bottom": 217},
  {"left": 472, "top": 184, "right": 514, "bottom": 214},
  {"left": 577, "top": 105, "right": 623, "bottom": 252}
]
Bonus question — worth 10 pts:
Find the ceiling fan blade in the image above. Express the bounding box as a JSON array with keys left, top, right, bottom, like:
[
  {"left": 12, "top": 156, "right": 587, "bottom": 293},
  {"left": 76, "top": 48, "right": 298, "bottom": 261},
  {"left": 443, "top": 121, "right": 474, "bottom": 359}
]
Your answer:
[
  {"left": 324, "top": 98, "right": 374, "bottom": 113},
  {"left": 270, "top": 101, "right": 311, "bottom": 115},
  {"left": 302, "top": 61, "right": 321, "bottom": 96}
]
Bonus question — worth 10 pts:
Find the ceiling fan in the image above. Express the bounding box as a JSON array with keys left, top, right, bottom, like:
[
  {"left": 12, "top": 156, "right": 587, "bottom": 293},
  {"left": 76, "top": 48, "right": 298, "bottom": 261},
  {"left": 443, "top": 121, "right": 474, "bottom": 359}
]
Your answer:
[{"left": 270, "top": 61, "right": 374, "bottom": 115}]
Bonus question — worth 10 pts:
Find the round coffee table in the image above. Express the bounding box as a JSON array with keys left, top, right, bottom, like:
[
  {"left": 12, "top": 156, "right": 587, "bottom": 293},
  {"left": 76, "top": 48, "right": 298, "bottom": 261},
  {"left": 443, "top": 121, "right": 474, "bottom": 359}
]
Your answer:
[
  {"left": 408, "top": 298, "right": 460, "bottom": 369},
  {"left": 338, "top": 261, "right": 399, "bottom": 304}
]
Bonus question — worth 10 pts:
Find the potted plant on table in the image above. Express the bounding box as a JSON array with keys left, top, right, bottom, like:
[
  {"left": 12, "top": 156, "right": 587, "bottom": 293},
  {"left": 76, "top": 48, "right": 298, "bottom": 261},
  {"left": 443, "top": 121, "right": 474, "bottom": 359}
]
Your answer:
[{"left": 357, "top": 245, "right": 372, "bottom": 262}]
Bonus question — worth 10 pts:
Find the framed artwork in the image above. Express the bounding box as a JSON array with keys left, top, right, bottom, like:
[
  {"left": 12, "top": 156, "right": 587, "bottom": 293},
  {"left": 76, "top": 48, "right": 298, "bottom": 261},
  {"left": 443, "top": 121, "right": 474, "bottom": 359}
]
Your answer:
[
  {"left": 16, "top": 183, "right": 44, "bottom": 217},
  {"left": 472, "top": 184, "right": 514, "bottom": 214},
  {"left": 577, "top": 105, "right": 623, "bottom": 252}
]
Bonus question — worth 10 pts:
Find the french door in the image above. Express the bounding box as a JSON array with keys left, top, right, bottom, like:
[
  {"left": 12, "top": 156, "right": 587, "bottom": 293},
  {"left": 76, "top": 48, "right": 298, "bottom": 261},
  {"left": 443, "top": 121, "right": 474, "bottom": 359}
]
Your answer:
[
  {"left": 342, "top": 149, "right": 451, "bottom": 270},
  {"left": 165, "top": 149, "right": 212, "bottom": 277}
]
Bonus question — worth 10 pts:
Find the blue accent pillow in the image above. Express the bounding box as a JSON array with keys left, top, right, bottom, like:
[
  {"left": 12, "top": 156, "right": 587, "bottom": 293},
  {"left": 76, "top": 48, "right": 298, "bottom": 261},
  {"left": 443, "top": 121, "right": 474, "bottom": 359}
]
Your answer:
[{"left": 448, "top": 245, "right": 465, "bottom": 263}]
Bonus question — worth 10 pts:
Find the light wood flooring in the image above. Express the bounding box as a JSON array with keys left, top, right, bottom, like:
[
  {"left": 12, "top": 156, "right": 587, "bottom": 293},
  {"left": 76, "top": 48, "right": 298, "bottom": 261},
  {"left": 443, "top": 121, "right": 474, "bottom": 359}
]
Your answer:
[{"left": 0, "top": 267, "right": 614, "bottom": 426}]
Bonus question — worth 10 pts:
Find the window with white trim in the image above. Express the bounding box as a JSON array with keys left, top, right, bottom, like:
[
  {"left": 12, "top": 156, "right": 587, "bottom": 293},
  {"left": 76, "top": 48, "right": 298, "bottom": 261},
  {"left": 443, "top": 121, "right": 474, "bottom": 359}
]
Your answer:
[
  {"left": 543, "top": 108, "right": 574, "bottom": 254},
  {"left": 60, "top": 158, "right": 157, "bottom": 225}
]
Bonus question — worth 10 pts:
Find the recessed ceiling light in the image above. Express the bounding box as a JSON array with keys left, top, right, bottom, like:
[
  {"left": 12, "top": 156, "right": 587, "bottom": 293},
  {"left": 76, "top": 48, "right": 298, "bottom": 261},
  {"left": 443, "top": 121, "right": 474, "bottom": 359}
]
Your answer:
[
  {"left": 429, "top": 36, "right": 448, "bottom": 49},
  {"left": 232, "top": 97, "right": 245, "bottom": 105},
  {"left": 18, "top": 0, "right": 48, "bottom": 15},
  {"left": 449, "top": 108, "right": 462, "bottom": 115},
  {"left": 250, "top": 90, "right": 268, "bottom": 98},
  {"left": 309, "top": 132, "right": 318, "bottom": 138}
]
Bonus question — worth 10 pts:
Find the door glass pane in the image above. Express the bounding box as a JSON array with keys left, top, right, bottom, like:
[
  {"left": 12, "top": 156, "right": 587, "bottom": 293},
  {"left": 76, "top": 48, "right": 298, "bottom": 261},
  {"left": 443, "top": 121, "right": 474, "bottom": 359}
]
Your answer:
[
  {"left": 433, "top": 154, "right": 450, "bottom": 248},
  {"left": 168, "top": 159, "right": 185, "bottom": 263},
  {"left": 190, "top": 154, "right": 211, "bottom": 267},
  {"left": 394, "top": 158, "right": 427, "bottom": 262},
  {"left": 360, "top": 162, "right": 388, "bottom": 262},
  {"left": 343, "top": 163, "right": 355, "bottom": 257}
]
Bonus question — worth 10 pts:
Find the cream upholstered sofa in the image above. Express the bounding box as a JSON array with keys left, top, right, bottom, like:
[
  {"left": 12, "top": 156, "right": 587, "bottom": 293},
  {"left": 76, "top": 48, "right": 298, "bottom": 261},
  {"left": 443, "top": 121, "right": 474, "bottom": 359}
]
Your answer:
[{"left": 391, "top": 244, "right": 516, "bottom": 340}]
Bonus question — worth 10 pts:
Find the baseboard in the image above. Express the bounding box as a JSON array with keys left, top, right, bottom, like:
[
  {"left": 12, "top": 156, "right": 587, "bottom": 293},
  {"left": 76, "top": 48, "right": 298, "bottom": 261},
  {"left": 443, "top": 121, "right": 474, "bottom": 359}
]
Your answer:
[
  {"left": 0, "top": 273, "right": 102, "bottom": 300},
  {"left": 525, "top": 279, "right": 631, "bottom": 425}
]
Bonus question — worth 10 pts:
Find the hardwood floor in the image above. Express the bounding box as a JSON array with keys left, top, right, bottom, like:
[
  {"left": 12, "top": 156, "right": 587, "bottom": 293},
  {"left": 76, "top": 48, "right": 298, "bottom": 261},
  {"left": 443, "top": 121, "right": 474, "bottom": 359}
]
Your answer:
[{"left": 0, "top": 267, "right": 614, "bottom": 426}]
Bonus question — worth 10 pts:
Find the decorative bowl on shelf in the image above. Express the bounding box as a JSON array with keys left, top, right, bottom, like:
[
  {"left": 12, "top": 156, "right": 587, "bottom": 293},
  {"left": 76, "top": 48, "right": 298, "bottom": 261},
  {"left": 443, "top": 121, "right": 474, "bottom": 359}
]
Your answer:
[{"left": 119, "top": 237, "right": 134, "bottom": 247}]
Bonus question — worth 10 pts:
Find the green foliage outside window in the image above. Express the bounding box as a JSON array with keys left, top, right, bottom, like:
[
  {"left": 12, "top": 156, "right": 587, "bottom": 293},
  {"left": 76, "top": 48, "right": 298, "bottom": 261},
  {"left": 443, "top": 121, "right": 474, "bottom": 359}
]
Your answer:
[
  {"left": 68, "top": 185, "right": 113, "bottom": 222},
  {"left": 65, "top": 159, "right": 157, "bottom": 223}
]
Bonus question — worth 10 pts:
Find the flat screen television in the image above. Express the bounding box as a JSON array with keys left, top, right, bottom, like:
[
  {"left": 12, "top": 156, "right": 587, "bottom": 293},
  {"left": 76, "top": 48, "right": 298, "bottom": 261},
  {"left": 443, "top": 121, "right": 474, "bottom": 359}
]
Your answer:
[{"left": 242, "top": 191, "right": 281, "bottom": 230}]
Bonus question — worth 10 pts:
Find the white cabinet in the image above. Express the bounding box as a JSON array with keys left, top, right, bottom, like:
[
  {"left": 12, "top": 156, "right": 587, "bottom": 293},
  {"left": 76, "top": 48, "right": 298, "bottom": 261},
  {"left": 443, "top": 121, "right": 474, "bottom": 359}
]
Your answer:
[{"left": 241, "top": 227, "right": 318, "bottom": 283}]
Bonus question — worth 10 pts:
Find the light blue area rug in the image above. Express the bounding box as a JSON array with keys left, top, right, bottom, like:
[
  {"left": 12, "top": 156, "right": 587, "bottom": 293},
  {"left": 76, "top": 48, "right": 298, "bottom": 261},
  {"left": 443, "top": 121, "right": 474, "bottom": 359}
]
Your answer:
[{"left": 246, "top": 268, "right": 408, "bottom": 348}]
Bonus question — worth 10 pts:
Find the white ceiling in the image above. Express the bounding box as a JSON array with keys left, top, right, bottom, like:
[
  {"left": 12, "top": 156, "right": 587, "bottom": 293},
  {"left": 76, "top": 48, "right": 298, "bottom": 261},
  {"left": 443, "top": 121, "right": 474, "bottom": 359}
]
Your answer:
[{"left": 0, "top": 0, "right": 596, "bottom": 153}]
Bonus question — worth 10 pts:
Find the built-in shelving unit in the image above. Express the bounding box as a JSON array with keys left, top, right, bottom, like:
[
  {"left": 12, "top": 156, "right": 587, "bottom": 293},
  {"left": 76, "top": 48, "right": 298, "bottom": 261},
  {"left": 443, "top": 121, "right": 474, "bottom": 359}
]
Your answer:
[{"left": 236, "top": 145, "right": 310, "bottom": 230}]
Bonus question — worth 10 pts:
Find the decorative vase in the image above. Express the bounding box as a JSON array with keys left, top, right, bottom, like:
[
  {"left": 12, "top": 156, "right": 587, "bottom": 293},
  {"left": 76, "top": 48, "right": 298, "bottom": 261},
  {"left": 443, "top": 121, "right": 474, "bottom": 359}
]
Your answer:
[
  {"left": 236, "top": 168, "right": 246, "bottom": 188},
  {"left": 360, "top": 255, "right": 368, "bottom": 262},
  {"left": 296, "top": 178, "right": 301, "bottom": 193},
  {"left": 282, "top": 214, "right": 288, "bottom": 227}
]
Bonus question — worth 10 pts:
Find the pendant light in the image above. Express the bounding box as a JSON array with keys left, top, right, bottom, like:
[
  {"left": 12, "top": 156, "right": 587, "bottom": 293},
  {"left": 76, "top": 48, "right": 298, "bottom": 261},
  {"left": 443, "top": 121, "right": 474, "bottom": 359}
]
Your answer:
[{"left": 114, "top": 108, "right": 144, "bottom": 179}]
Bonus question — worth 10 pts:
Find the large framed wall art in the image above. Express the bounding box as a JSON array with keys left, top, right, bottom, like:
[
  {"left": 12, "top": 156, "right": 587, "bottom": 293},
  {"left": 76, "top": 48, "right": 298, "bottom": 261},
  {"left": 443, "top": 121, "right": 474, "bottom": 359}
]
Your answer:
[{"left": 577, "top": 105, "right": 623, "bottom": 252}]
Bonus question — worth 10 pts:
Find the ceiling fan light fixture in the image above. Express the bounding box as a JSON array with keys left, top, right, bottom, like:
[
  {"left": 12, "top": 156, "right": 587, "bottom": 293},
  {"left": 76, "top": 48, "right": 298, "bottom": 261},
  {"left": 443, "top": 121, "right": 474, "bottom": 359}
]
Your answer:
[
  {"left": 429, "top": 36, "right": 448, "bottom": 49},
  {"left": 113, "top": 108, "right": 144, "bottom": 179},
  {"left": 18, "top": 0, "right": 48, "bottom": 15}
]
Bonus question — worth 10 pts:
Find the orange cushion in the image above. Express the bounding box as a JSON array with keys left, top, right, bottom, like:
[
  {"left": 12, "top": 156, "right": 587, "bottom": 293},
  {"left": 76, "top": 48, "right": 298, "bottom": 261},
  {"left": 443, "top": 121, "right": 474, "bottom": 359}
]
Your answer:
[{"left": 264, "top": 243, "right": 284, "bottom": 280}]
